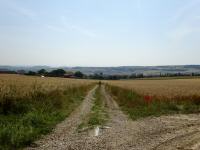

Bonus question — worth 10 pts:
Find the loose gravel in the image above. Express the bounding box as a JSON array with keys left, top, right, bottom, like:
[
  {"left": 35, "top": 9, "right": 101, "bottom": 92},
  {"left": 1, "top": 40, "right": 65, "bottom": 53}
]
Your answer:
[{"left": 26, "top": 85, "right": 200, "bottom": 150}]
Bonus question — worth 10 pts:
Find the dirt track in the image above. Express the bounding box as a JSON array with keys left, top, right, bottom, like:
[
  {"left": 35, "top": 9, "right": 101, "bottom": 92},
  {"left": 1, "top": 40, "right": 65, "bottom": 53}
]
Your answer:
[{"left": 26, "top": 85, "right": 200, "bottom": 150}]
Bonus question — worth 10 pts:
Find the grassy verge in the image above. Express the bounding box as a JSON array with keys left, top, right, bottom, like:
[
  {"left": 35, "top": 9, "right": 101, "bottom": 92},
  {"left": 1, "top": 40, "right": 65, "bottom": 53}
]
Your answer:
[
  {"left": 106, "top": 85, "right": 200, "bottom": 120},
  {"left": 78, "top": 86, "right": 108, "bottom": 130},
  {"left": 0, "top": 84, "right": 93, "bottom": 150}
]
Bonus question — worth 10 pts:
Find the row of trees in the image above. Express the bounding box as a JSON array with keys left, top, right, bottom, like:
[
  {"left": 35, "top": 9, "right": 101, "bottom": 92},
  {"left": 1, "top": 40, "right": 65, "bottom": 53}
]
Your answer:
[
  {"left": 25, "top": 69, "right": 84, "bottom": 78},
  {"left": 25, "top": 69, "right": 64, "bottom": 77},
  {"left": 25, "top": 69, "right": 140, "bottom": 79},
  {"left": 88, "top": 72, "right": 200, "bottom": 80}
]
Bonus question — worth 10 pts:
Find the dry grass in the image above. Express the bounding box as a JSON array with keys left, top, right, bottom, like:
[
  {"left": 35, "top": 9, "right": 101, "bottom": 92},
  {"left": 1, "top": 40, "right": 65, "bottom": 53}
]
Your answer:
[
  {"left": 105, "top": 79, "right": 200, "bottom": 100},
  {"left": 0, "top": 74, "right": 95, "bottom": 149},
  {"left": 0, "top": 74, "right": 94, "bottom": 98}
]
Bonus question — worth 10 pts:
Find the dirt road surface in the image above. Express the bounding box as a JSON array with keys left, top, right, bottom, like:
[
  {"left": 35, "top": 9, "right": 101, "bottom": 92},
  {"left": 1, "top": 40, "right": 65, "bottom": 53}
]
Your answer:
[{"left": 26, "top": 85, "right": 200, "bottom": 150}]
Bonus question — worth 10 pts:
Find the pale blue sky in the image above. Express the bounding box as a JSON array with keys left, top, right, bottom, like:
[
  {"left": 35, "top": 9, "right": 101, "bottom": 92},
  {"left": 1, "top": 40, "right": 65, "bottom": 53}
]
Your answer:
[{"left": 0, "top": 0, "right": 200, "bottom": 67}]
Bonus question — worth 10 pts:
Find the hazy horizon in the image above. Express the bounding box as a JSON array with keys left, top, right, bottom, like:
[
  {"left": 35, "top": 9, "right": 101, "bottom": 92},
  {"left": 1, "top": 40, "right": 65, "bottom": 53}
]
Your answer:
[
  {"left": 1, "top": 63, "right": 200, "bottom": 68},
  {"left": 1, "top": 0, "right": 200, "bottom": 67}
]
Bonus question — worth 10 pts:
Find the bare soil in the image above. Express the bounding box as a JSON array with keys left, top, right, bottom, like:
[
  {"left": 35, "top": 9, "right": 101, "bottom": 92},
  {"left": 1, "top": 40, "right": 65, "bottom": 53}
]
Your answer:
[{"left": 26, "top": 85, "right": 200, "bottom": 150}]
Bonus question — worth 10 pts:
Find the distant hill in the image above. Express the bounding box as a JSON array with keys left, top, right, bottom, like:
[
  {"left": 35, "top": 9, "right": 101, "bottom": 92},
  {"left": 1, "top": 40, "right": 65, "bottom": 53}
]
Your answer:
[{"left": 1, "top": 65, "right": 200, "bottom": 75}]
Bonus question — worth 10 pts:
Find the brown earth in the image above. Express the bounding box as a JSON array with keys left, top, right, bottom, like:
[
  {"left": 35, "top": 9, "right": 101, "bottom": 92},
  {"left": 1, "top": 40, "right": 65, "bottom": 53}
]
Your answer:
[{"left": 26, "top": 85, "right": 200, "bottom": 150}]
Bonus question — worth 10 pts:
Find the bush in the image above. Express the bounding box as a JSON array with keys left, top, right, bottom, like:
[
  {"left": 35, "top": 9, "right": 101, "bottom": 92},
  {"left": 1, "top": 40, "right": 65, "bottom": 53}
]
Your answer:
[
  {"left": 48, "top": 69, "right": 66, "bottom": 77},
  {"left": 74, "top": 71, "right": 84, "bottom": 78}
]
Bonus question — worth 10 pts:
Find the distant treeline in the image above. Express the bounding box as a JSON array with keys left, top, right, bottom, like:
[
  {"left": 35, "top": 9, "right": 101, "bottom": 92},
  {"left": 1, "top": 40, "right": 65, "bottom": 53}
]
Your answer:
[
  {"left": 0, "top": 70, "right": 17, "bottom": 74},
  {"left": 89, "top": 72, "right": 200, "bottom": 80},
  {"left": 1, "top": 69, "right": 200, "bottom": 80},
  {"left": 0, "top": 69, "right": 85, "bottom": 78}
]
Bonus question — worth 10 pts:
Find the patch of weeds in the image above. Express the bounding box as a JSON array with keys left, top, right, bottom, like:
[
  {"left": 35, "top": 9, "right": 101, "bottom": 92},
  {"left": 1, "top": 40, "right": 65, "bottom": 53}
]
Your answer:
[{"left": 78, "top": 86, "right": 108, "bottom": 131}]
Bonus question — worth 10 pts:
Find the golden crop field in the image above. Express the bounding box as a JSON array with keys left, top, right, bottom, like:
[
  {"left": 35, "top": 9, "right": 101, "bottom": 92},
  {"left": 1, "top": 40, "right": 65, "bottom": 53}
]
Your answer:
[
  {"left": 0, "top": 74, "right": 95, "bottom": 149},
  {"left": 0, "top": 74, "right": 94, "bottom": 98},
  {"left": 106, "top": 79, "right": 200, "bottom": 100}
]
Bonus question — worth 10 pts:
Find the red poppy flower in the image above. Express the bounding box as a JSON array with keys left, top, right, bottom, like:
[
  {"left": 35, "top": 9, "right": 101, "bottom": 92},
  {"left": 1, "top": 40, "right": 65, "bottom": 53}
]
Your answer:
[{"left": 144, "top": 95, "right": 153, "bottom": 104}]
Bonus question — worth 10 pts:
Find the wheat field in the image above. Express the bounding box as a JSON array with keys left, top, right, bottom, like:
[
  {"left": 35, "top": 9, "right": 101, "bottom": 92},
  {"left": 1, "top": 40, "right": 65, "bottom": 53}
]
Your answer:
[
  {"left": 106, "top": 79, "right": 200, "bottom": 100},
  {"left": 0, "top": 74, "right": 95, "bottom": 149},
  {"left": 0, "top": 74, "right": 94, "bottom": 99}
]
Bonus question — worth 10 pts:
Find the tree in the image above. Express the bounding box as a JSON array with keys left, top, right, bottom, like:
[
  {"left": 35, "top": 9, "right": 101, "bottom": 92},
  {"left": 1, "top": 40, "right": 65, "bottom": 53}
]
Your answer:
[
  {"left": 129, "top": 73, "right": 136, "bottom": 79},
  {"left": 26, "top": 71, "right": 36, "bottom": 76},
  {"left": 38, "top": 69, "right": 47, "bottom": 75},
  {"left": 137, "top": 73, "right": 144, "bottom": 78},
  {"left": 17, "top": 70, "right": 26, "bottom": 74},
  {"left": 74, "top": 71, "right": 84, "bottom": 78},
  {"left": 48, "top": 69, "right": 66, "bottom": 77},
  {"left": 91, "top": 72, "right": 104, "bottom": 80}
]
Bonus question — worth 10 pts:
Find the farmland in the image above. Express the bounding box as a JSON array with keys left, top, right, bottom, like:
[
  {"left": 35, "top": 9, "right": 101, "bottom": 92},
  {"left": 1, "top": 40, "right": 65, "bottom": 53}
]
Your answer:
[
  {"left": 1, "top": 75, "right": 200, "bottom": 149},
  {"left": 106, "top": 79, "right": 200, "bottom": 100},
  {"left": 105, "top": 78, "right": 200, "bottom": 120},
  {"left": 0, "top": 74, "right": 94, "bottom": 149}
]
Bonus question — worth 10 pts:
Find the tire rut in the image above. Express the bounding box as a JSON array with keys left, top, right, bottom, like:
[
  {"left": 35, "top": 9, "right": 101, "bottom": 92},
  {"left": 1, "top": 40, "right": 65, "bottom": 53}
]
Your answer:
[
  {"left": 152, "top": 122, "right": 200, "bottom": 150},
  {"left": 53, "top": 85, "right": 137, "bottom": 150}
]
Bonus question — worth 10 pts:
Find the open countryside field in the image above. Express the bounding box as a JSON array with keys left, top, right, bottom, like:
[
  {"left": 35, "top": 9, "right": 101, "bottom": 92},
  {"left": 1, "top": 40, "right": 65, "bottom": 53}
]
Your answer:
[
  {"left": 1, "top": 0, "right": 200, "bottom": 149},
  {"left": 0, "top": 74, "right": 94, "bottom": 92},
  {"left": 1, "top": 75, "right": 200, "bottom": 150},
  {"left": 106, "top": 78, "right": 200, "bottom": 100},
  {"left": 102, "top": 79, "right": 200, "bottom": 149},
  {"left": 105, "top": 78, "right": 200, "bottom": 120},
  {"left": 0, "top": 74, "right": 95, "bottom": 149}
]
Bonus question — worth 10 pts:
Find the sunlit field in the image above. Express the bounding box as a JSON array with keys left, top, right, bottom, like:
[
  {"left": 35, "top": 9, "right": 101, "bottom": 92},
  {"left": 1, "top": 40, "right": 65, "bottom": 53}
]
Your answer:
[
  {"left": 0, "top": 74, "right": 94, "bottom": 95},
  {"left": 106, "top": 79, "right": 200, "bottom": 100},
  {"left": 106, "top": 78, "right": 200, "bottom": 120},
  {"left": 0, "top": 74, "right": 94, "bottom": 149}
]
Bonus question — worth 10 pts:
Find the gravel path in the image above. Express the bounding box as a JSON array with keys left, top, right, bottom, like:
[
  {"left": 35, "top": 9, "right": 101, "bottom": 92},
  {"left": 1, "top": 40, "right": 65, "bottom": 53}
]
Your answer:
[
  {"left": 26, "top": 85, "right": 200, "bottom": 150},
  {"left": 26, "top": 85, "right": 97, "bottom": 150}
]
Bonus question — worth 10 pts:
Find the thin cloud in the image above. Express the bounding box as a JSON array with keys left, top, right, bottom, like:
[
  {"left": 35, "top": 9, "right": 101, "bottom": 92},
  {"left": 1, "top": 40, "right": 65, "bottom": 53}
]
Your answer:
[
  {"left": 168, "top": 18, "right": 200, "bottom": 41},
  {"left": 69, "top": 25, "right": 96, "bottom": 38},
  {"left": 168, "top": 27, "right": 199, "bottom": 41},
  {"left": 46, "top": 23, "right": 97, "bottom": 38},
  {"left": 46, "top": 25, "right": 66, "bottom": 33},
  {"left": 169, "top": 0, "right": 200, "bottom": 23},
  {"left": 61, "top": 16, "right": 97, "bottom": 38},
  {"left": 1, "top": 0, "right": 36, "bottom": 18},
  {"left": 167, "top": 0, "right": 200, "bottom": 41},
  {"left": 11, "top": 5, "right": 36, "bottom": 18}
]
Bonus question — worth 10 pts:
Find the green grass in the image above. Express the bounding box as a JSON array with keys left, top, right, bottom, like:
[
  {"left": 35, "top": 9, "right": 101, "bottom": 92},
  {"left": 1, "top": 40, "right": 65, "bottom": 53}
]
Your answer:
[
  {"left": 0, "top": 84, "right": 93, "bottom": 150},
  {"left": 106, "top": 85, "right": 200, "bottom": 120},
  {"left": 78, "top": 86, "right": 108, "bottom": 130}
]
